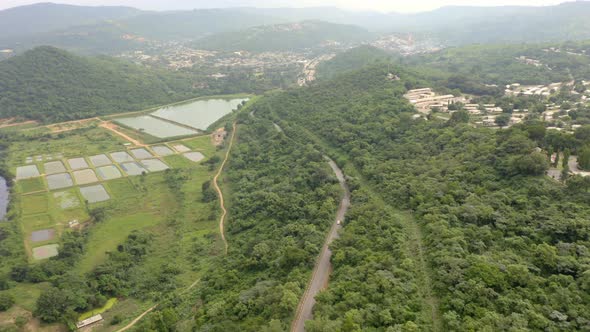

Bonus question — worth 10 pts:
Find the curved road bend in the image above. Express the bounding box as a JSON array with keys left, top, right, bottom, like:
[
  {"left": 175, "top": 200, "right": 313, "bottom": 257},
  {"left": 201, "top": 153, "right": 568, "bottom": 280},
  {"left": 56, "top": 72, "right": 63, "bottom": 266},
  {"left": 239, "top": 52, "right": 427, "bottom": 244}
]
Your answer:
[{"left": 291, "top": 157, "right": 351, "bottom": 332}]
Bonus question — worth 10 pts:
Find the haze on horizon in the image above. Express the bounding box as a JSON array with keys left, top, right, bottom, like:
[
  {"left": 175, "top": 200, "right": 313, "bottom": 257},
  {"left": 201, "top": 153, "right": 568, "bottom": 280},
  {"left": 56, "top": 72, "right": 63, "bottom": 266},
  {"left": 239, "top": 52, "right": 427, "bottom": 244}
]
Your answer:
[{"left": 0, "top": 0, "right": 583, "bottom": 13}]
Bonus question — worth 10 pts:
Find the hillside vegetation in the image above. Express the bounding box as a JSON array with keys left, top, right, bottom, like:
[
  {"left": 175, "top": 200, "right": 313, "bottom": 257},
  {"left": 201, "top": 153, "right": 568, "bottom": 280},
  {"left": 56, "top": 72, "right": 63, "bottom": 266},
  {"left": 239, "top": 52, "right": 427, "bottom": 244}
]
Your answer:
[
  {"left": 193, "top": 21, "right": 372, "bottom": 53},
  {"left": 0, "top": 46, "right": 197, "bottom": 123},
  {"left": 250, "top": 65, "right": 590, "bottom": 330}
]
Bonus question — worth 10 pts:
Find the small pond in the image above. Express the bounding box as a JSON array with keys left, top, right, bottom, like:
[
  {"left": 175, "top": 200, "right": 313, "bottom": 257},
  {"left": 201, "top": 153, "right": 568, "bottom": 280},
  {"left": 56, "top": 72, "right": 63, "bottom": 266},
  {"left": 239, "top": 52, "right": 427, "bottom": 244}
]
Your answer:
[{"left": 0, "top": 177, "right": 8, "bottom": 221}]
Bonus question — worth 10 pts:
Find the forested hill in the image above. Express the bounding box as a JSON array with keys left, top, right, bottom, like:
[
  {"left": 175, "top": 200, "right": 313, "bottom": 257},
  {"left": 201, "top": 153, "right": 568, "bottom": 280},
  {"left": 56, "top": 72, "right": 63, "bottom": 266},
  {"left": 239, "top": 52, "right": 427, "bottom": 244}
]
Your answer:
[
  {"left": 0, "top": 46, "right": 197, "bottom": 123},
  {"left": 193, "top": 21, "right": 372, "bottom": 53},
  {"left": 0, "top": 3, "right": 142, "bottom": 40},
  {"left": 246, "top": 65, "right": 590, "bottom": 330},
  {"left": 402, "top": 41, "right": 590, "bottom": 87},
  {"left": 315, "top": 45, "right": 393, "bottom": 80}
]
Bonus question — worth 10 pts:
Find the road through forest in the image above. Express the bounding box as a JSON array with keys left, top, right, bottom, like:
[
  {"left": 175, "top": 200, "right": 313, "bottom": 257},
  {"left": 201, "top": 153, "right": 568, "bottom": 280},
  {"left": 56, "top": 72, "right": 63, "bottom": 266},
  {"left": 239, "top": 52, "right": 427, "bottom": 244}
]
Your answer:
[{"left": 291, "top": 157, "right": 350, "bottom": 332}]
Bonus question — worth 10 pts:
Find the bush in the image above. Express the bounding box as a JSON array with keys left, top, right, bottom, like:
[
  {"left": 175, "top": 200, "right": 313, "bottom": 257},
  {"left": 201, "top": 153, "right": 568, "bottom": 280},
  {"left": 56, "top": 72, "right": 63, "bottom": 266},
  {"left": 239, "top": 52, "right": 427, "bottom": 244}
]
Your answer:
[{"left": 0, "top": 293, "right": 14, "bottom": 311}]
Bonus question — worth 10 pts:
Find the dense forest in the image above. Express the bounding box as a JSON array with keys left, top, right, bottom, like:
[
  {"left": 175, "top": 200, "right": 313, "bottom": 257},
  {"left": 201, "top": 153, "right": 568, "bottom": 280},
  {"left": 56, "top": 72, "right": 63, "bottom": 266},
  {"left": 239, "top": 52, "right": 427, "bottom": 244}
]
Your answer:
[
  {"left": 248, "top": 65, "right": 590, "bottom": 330},
  {"left": 0, "top": 46, "right": 200, "bottom": 123},
  {"left": 401, "top": 41, "right": 590, "bottom": 88},
  {"left": 185, "top": 117, "right": 342, "bottom": 331}
]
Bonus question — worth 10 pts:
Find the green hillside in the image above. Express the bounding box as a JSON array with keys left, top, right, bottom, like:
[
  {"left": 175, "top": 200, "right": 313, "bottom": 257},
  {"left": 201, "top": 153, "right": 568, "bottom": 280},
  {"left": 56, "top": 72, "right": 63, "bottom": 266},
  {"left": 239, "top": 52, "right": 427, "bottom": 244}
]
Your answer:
[
  {"left": 316, "top": 45, "right": 393, "bottom": 79},
  {"left": 0, "top": 46, "right": 197, "bottom": 123},
  {"left": 193, "top": 20, "right": 372, "bottom": 52}
]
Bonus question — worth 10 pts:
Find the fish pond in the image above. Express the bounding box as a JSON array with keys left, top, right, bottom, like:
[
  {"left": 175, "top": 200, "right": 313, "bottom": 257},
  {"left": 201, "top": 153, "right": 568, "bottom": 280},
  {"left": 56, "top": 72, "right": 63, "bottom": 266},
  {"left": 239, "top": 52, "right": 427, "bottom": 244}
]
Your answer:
[{"left": 151, "top": 98, "right": 248, "bottom": 131}]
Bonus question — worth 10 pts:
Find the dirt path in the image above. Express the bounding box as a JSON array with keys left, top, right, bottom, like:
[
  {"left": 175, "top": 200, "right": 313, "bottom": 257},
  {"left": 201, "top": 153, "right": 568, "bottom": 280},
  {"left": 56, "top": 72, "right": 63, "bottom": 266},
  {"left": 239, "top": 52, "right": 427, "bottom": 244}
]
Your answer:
[
  {"left": 99, "top": 121, "right": 146, "bottom": 147},
  {"left": 115, "top": 305, "right": 157, "bottom": 332},
  {"left": 213, "top": 122, "right": 237, "bottom": 255},
  {"left": 291, "top": 158, "right": 350, "bottom": 332},
  {"left": 0, "top": 120, "right": 37, "bottom": 128},
  {"left": 399, "top": 211, "right": 442, "bottom": 331}
]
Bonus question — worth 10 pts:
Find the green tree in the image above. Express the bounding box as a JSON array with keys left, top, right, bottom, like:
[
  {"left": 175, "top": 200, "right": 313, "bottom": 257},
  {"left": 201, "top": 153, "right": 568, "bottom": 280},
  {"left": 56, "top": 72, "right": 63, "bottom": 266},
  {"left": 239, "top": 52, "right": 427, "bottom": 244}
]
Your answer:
[
  {"left": 495, "top": 113, "right": 511, "bottom": 127},
  {"left": 578, "top": 146, "right": 590, "bottom": 170},
  {"left": 0, "top": 293, "right": 14, "bottom": 311}
]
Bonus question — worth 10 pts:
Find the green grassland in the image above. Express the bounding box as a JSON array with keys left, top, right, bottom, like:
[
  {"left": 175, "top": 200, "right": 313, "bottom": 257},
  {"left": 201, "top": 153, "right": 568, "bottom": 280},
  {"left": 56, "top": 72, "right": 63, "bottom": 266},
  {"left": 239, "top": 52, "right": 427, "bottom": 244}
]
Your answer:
[{"left": 17, "top": 177, "right": 46, "bottom": 193}]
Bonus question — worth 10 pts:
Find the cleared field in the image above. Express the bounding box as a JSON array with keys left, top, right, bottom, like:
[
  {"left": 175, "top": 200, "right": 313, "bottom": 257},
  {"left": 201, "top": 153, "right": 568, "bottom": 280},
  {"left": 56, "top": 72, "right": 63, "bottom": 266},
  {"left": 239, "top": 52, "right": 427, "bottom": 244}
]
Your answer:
[
  {"left": 21, "top": 193, "right": 49, "bottom": 215},
  {"left": 120, "top": 162, "right": 147, "bottom": 176},
  {"left": 53, "top": 190, "right": 80, "bottom": 209},
  {"left": 110, "top": 151, "right": 134, "bottom": 163},
  {"left": 151, "top": 145, "right": 174, "bottom": 156},
  {"left": 16, "top": 165, "right": 40, "bottom": 180},
  {"left": 96, "top": 165, "right": 122, "bottom": 181},
  {"left": 77, "top": 212, "right": 162, "bottom": 274},
  {"left": 172, "top": 144, "right": 190, "bottom": 153},
  {"left": 79, "top": 184, "right": 110, "bottom": 203},
  {"left": 32, "top": 244, "right": 59, "bottom": 260},
  {"left": 43, "top": 161, "right": 66, "bottom": 174},
  {"left": 68, "top": 157, "right": 89, "bottom": 170},
  {"left": 130, "top": 148, "right": 153, "bottom": 160},
  {"left": 21, "top": 215, "right": 54, "bottom": 237},
  {"left": 89, "top": 154, "right": 112, "bottom": 167},
  {"left": 163, "top": 155, "right": 195, "bottom": 169},
  {"left": 183, "top": 152, "right": 205, "bottom": 162},
  {"left": 46, "top": 173, "right": 74, "bottom": 190},
  {"left": 18, "top": 177, "right": 46, "bottom": 193},
  {"left": 140, "top": 159, "right": 169, "bottom": 172},
  {"left": 30, "top": 229, "right": 56, "bottom": 243},
  {"left": 180, "top": 135, "right": 218, "bottom": 156},
  {"left": 73, "top": 169, "right": 99, "bottom": 185}
]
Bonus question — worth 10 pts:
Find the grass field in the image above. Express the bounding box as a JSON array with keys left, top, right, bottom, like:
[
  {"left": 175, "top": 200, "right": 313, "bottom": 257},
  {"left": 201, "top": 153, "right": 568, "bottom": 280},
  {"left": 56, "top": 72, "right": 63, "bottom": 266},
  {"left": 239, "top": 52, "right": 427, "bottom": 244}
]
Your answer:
[
  {"left": 77, "top": 212, "right": 163, "bottom": 274},
  {"left": 18, "top": 177, "right": 46, "bottom": 193},
  {"left": 21, "top": 193, "right": 49, "bottom": 215}
]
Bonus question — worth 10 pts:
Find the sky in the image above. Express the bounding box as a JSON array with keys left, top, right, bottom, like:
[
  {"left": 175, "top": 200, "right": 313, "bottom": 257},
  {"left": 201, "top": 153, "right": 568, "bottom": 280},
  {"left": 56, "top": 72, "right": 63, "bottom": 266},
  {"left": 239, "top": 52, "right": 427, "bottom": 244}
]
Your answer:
[{"left": 0, "top": 0, "right": 580, "bottom": 12}]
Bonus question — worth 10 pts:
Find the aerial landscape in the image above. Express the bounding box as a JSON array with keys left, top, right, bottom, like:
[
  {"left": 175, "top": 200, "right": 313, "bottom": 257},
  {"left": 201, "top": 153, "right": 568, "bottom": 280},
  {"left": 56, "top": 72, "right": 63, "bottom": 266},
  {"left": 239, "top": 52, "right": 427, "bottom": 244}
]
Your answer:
[{"left": 1, "top": 0, "right": 590, "bottom": 331}]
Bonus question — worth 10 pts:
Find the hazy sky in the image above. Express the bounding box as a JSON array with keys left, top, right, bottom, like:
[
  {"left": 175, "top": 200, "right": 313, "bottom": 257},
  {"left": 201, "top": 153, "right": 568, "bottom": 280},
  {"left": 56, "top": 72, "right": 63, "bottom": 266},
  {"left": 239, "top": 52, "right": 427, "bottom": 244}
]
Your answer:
[{"left": 0, "top": 0, "right": 581, "bottom": 12}]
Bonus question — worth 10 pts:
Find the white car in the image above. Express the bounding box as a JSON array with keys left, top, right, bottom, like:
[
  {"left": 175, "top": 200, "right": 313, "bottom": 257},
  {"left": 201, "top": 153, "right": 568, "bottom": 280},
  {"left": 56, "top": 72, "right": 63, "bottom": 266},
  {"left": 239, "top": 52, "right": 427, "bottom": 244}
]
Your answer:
[{"left": 337, "top": 220, "right": 341, "bottom": 225}]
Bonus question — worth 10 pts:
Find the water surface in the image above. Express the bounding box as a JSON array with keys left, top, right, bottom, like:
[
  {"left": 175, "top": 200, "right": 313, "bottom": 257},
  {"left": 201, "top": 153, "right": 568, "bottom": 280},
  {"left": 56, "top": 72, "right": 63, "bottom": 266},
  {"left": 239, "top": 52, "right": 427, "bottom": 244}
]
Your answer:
[
  {"left": 151, "top": 98, "right": 248, "bottom": 130},
  {"left": 0, "top": 177, "right": 8, "bottom": 221}
]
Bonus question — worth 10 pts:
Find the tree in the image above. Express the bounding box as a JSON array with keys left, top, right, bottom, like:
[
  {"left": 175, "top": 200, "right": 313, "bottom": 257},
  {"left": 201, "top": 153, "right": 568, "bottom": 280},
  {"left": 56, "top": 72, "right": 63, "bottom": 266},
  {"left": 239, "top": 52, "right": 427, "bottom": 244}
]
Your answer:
[
  {"left": 447, "top": 110, "right": 470, "bottom": 125},
  {"left": 35, "top": 287, "right": 70, "bottom": 322},
  {"left": 0, "top": 293, "right": 14, "bottom": 311},
  {"left": 495, "top": 113, "right": 511, "bottom": 127},
  {"left": 578, "top": 146, "right": 590, "bottom": 170}
]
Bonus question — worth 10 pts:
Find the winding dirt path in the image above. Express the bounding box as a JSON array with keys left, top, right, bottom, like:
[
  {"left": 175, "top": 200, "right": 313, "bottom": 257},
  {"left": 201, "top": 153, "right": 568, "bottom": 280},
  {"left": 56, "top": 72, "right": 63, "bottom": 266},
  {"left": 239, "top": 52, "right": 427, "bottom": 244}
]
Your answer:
[
  {"left": 115, "top": 305, "right": 157, "bottom": 332},
  {"left": 291, "top": 158, "right": 350, "bottom": 332},
  {"left": 112, "top": 124, "right": 237, "bottom": 331},
  {"left": 213, "top": 122, "right": 237, "bottom": 255}
]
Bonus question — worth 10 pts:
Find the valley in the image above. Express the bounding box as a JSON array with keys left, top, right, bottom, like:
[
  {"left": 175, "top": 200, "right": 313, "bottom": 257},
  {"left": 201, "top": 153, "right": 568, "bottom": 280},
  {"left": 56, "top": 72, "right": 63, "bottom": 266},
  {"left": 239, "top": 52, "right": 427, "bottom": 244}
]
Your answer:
[{"left": 0, "top": 2, "right": 590, "bottom": 332}]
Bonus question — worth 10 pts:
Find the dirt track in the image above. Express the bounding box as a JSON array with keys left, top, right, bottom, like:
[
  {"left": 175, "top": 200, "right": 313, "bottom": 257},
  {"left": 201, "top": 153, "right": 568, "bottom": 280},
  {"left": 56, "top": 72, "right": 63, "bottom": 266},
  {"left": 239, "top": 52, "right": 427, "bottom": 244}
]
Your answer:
[
  {"left": 291, "top": 157, "right": 350, "bottom": 332},
  {"left": 99, "top": 122, "right": 146, "bottom": 147},
  {"left": 213, "top": 122, "right": 237, "bottom": 254}
]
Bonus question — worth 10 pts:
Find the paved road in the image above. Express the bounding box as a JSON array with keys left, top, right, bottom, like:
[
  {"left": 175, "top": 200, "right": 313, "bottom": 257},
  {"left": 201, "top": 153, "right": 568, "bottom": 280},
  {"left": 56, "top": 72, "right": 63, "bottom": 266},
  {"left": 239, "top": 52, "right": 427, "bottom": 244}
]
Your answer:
[
  {"left": 569, "top": 156, "right": 590, "bottom": 176},
  {"left": 291, "top": 157, "right": 350, "bottom": 332}
]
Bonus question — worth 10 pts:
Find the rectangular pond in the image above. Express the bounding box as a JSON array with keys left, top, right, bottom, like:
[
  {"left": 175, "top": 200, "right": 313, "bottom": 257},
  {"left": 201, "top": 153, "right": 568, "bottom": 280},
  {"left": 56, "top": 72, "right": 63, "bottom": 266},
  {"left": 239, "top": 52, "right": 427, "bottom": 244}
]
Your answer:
[
  {"left": 46, "top": 173, "right": 74, "bottom": 190},
  {"left": 89, "top": 154, "right": 112, "bottom": 167},
  {"left": 96, "top": 165, "right": 122, "bottom": 181},
  {"left": 151, "top": 98, "right": 248, "bottom": 130},
  {"left": 80, "top": 184, "right": 110, "bottom": 203},
  {"left": 16, "top": 165, "right": 40, "bottom": 180},
  {"left": 115, "top": 116, "right": 198, "bottom": 139}
]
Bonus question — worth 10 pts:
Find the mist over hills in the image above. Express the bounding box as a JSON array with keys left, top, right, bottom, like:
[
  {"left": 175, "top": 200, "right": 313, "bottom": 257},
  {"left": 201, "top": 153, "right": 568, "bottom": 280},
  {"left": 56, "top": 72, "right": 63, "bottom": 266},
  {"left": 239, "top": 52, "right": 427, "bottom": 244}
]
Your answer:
[{"left": 1, "top": 2, "right": 590, "bottom": 55}]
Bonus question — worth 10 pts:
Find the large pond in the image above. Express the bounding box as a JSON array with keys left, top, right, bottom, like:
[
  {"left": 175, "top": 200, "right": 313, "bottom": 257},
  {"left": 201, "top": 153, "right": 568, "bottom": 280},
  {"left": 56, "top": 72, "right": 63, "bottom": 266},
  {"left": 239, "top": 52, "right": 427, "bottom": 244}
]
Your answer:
[
  {"left": 0, "top": 177, "right": 8, "bottom": 221},
  {"left": 116, "top": 116, "right": 199, "bottom": 138},
  {"left": 151, "top": 98, "right": 248, "bottom": 130}
]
